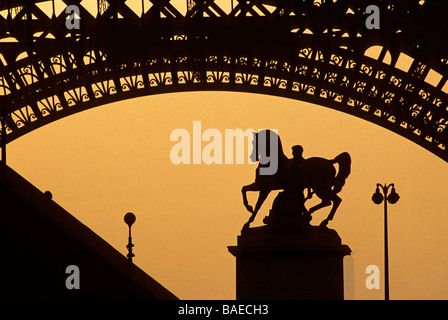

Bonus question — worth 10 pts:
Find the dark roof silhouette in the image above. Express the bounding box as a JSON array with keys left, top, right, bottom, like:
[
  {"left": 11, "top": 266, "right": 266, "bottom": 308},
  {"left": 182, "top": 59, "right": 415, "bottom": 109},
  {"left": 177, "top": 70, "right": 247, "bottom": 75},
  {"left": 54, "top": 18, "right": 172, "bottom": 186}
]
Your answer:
[{"left": 0, "top": 162, "right": 178, "bottom": 299}]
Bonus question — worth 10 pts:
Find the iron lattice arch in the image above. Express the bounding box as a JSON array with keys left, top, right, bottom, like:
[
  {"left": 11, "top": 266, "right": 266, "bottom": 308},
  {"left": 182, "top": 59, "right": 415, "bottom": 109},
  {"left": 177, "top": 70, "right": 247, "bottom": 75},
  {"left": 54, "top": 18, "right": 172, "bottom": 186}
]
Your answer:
[{"left": 1, "top": 0, "right": 448, "bottom": 161}]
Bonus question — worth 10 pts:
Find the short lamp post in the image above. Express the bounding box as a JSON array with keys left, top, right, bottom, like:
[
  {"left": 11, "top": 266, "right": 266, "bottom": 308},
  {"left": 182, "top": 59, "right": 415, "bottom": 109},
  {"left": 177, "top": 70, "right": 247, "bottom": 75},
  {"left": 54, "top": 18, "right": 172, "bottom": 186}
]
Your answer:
[
  {"left": 372, "top": 183, "right": 400, "bottom": 301},
  {"left": 124, "top": 212, "right": 136, "bottom": 264}
]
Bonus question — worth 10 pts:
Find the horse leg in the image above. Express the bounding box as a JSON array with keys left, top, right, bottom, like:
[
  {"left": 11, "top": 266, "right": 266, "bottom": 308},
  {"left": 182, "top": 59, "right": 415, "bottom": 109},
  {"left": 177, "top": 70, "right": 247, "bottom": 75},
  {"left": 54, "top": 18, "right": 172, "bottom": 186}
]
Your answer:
[
  {"left": 253, "top": 189, "right": 270, "bottom": 215},
  {"left": 242, "top": 189, "right": 270, "bottom": 230},
  {"left": 307, "top": 182, "right": 334, "bottom": 214},
  {"left": 241, "top": 182, "right": 259, "bottom": 213},
  {"left": 320, "top": 194, "right": 342, "bottom": 227},
  {"left": 308, "top": 194, "right": 332, "bottom": 214},
  {"left": 308, "top": 186, "right": 335, "bottom": 227}
]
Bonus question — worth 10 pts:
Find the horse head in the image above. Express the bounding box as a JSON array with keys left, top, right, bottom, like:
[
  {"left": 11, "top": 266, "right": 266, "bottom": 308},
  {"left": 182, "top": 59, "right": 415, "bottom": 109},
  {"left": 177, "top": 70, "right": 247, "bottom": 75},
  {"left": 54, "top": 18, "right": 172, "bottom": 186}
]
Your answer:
[
  {"left": 251, "top": 129, "right": 284, "bottom": 176},
  {"left": 250, "top": 131, "right": 258, "bottom": 163}
]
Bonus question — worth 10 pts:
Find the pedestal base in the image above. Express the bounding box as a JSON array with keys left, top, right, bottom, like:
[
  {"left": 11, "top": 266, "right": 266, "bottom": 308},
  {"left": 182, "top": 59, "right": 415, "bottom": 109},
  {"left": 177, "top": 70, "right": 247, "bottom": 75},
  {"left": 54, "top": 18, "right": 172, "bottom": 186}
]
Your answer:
[{"left": 228, "top": 224, "right": 351, "bottom": 300}]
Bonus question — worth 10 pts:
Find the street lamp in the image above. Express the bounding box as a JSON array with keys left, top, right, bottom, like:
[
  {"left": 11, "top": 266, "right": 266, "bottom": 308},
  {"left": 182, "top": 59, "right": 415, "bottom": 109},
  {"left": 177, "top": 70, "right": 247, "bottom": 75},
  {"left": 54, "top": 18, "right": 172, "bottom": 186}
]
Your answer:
[
  {"left": 124, "top": 212, "right": 136, "bottom": 263},
  {"left": 372, "top": 183, "right": 399, "bottom": 300}
]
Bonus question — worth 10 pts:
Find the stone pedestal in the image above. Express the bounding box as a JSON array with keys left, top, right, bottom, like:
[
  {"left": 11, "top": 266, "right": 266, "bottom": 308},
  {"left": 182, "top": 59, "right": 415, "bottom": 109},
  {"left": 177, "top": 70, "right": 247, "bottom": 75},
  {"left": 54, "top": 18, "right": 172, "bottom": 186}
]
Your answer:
[{"left": 228, "top": 224, "right": 351, "bottom": 300}]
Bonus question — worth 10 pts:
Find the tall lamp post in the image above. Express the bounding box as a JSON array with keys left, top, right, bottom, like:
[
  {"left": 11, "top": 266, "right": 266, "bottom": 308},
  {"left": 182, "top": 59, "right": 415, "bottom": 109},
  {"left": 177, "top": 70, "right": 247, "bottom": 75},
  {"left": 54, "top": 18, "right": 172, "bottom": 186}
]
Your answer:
[{"left": 372, "top": 183, "right": 400, "bottom": 300}]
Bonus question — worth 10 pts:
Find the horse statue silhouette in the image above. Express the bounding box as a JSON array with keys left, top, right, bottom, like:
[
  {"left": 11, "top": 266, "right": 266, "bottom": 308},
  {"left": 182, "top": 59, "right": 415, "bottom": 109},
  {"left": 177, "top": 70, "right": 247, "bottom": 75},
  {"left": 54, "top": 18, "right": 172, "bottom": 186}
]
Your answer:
[{"left": 241, "top": 129, "right": 351, "bottom": 230}]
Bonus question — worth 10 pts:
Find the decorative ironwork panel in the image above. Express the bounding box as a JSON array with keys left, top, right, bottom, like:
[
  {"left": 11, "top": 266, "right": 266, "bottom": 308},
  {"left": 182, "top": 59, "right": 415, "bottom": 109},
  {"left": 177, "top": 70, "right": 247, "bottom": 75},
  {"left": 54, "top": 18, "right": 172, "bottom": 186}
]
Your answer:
[{"left": 0, "top": 0, "right": 447, "bottom": 163}]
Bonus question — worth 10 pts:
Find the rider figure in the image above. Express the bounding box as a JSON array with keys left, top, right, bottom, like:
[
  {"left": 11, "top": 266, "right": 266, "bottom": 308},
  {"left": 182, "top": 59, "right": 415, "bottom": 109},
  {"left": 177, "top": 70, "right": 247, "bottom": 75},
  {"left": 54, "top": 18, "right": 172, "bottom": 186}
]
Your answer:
[
  {"left": 291, "top": 145, "right": 313, "bottom": 224},
  {"left": 291, "top": 144, "right": 304, "bottom": 160},
  {"left": 291, "top": 145, "right": 312, "bottom": 200}
]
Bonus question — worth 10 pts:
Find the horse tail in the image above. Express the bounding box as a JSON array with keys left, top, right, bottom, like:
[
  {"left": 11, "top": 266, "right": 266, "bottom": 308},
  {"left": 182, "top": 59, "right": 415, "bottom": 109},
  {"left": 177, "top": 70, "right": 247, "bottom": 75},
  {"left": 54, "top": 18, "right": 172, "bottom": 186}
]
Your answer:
[{"left": 331, "top": 152, "right": 351, "bottom": 194}]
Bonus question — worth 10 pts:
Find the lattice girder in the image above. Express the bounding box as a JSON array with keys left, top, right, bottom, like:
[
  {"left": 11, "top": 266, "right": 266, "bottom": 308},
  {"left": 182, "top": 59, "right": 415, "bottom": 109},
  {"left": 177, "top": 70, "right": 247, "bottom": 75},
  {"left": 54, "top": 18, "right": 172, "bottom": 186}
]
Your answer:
[{"left": 1, "top": 0, "right": 448, "bottom": 161}]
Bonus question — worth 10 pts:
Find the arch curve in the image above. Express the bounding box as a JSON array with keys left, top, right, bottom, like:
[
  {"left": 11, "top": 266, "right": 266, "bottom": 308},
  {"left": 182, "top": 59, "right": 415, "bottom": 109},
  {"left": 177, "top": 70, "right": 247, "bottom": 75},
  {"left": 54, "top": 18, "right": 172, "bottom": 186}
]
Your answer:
[{"left": 1, "top": 0, "right": 448, "bottom": 161}]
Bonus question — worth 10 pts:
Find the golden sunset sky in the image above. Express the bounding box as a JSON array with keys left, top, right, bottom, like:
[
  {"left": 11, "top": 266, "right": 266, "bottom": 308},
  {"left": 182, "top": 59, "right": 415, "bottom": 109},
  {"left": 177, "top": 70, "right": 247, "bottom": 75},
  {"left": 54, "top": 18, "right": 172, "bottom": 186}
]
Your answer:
[
  {"left": 4, "top": 0, "right": 448, "bottom": 300},
  {"left": 7, "top": 90, "right": 448, "bottom": 300}
]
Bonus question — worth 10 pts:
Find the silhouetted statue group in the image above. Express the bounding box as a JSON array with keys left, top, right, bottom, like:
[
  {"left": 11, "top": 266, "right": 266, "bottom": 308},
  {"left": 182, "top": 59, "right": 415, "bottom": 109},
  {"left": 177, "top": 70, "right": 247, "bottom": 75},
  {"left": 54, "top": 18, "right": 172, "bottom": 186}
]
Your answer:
[{"left": 241, "top": 130, "right": 351, "bottom": 231}]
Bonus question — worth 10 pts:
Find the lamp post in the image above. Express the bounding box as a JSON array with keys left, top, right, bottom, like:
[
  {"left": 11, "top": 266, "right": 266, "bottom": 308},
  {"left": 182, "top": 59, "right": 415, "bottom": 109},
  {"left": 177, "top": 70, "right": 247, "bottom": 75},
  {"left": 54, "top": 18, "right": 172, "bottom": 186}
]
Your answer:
[
  {"left": 124, "top": 212, "right": 136, "bottom": 264},
  {"left": 372, "top": 183, "right": 399, "bottom": 300}
]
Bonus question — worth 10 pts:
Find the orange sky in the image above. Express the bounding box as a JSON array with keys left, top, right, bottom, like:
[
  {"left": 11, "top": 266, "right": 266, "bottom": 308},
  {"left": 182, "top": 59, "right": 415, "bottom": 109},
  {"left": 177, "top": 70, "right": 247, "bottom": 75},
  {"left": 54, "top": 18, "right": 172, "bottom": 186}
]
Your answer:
[{"left": 7, "top": 91, "right": 448, "bottom": 299}]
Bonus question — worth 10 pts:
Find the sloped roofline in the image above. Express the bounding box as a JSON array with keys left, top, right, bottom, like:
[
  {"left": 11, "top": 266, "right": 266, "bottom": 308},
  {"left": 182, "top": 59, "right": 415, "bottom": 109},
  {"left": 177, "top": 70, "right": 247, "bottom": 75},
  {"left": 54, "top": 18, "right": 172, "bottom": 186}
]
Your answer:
[{"left": 0, "top": 162, "right": 178, "bottom": 300}]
